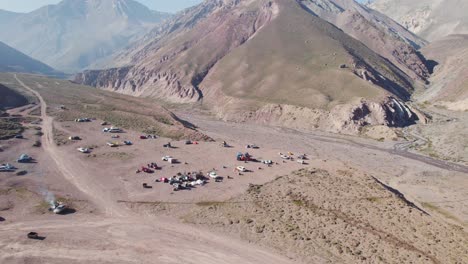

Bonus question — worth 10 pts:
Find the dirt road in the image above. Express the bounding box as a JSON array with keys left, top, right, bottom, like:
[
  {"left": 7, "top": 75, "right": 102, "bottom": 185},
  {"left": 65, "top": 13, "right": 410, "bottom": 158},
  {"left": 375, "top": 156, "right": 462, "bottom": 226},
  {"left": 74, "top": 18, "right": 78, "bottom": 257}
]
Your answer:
[{"left": 4, "top": 74, "right": 299, "bottom": 264}]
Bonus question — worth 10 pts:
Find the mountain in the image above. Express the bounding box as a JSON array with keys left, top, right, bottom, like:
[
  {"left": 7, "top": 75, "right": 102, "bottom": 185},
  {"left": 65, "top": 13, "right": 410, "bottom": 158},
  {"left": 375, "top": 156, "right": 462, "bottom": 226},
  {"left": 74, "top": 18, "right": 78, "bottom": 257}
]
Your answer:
[
  {"left": 0, "top": 0, "right": 171, "bottom": 73},
  {"left": 368, "top": 0, "right": 468, "bottom": 41},
  {"left": 417, "top": 34, "right": 468, "bottom": 111},
  {"left": 75, "top": 0, "right": 425, "bottom": 134},
  {"left": 0, "top": 9, "right": 20, "bottom": 24},
  {"left": 0, "top": 40, "right": 62, "bottom": 76},
  {"left": 298, "top": 0, "right": 430, "bottom": 82}
]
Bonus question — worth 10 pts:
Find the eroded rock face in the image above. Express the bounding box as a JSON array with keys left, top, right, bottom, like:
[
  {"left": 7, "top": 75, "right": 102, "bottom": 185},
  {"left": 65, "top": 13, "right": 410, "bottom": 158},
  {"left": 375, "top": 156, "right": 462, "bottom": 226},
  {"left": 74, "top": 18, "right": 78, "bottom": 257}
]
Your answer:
[
  {"left": 75, "top": 0, "right": 279, "bottom": 103},
  {"left": 215, "top": 97, "right": 425, "bottom": 135}
]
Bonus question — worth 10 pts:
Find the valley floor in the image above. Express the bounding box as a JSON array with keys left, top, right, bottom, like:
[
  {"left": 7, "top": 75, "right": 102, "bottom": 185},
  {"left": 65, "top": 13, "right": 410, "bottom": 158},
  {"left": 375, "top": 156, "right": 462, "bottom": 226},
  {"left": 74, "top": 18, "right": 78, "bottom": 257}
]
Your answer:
[{"left": 0, "top": 74, "right": 467, "bottom": 263}]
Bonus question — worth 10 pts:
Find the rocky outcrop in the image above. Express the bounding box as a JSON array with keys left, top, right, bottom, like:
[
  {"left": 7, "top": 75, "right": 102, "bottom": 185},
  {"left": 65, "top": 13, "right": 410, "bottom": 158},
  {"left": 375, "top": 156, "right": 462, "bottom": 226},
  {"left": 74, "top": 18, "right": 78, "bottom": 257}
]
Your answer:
[{"left": 215, "top": 97, "right": 425, "bottom": 135}]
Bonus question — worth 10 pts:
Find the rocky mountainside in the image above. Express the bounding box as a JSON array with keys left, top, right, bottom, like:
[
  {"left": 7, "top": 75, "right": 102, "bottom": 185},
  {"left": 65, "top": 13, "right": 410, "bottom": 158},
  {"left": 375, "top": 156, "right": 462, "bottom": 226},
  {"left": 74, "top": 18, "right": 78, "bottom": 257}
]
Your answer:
[
  {"left": 368, "top": 0, "right": 468, "bottom": 41},
  {"left": 299, "top": 0, "right": 430, "bottom": 82},
  {"left": 417, "top": 34, "right": 468, "bottom": 111},
  {"left": 0, "top": 0, "right": 171, "bottom": 73},
  {"left": 0, "top": 41, "right": 62, "bottom": 77},
  {"left": 75, "top": 0, "right": 427, "bottom": 134}
]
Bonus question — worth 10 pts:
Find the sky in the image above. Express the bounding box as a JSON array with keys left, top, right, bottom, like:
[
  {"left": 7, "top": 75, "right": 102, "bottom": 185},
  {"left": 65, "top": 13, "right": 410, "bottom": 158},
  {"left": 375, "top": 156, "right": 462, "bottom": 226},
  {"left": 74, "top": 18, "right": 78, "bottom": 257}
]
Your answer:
[{"left": 0, "top": 0, "right": 203, "bottom": 13}]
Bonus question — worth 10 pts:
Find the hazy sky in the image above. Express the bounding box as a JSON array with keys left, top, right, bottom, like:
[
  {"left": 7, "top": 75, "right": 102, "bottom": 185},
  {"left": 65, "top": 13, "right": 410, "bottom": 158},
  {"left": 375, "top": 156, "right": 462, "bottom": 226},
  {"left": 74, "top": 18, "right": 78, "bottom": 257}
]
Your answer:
[
  {"left": 0, "top": 0, "right": 203, "bottom": 13},
  {"left": 0, "top": 0, "right": 370, "bottom": 13}
]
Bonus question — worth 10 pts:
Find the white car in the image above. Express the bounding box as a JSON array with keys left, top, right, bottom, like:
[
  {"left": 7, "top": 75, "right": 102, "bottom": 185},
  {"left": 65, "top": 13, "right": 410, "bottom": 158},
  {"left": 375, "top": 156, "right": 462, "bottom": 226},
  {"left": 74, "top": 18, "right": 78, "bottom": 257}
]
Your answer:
[
  {"left": 0, "top": 163, "right": 15, "bottom": 172},
  {"left": 108, "top": 127, "right": 122, "bottom": 133},
  {"left": 208, "top": 171, "right": 219, "bottom": 179},
  {"left": 280, "top": 154, "right": 291, "bottom": 160},
  {"left": 236, "top": 166, "right": 246, "bottom": 172},
  {"left": 297, "top": 159, "right": 306, "bottom": 164},
  {"left": 161, "top": 156, "right": 173, "bottom": 161},
  {"left": 77, "top": 147, "right": 90, "bottom": 153},
  {"left": 262, "top": 160, "right": 273, "bottom": 165}
]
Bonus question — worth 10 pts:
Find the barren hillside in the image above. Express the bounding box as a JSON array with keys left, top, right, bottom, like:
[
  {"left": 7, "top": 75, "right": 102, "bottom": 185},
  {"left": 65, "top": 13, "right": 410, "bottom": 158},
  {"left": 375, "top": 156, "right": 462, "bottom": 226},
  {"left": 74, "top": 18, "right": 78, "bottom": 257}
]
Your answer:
[
  {"left": 0, "top": 41, "right": 62, "bottom": 77},
  {"left": 75, "top": 0, "right": 425, "bottom": 134},
  {"left": 417, "top": 34, "right": 468, "bottom": 110},
  {"left": 369, "top": 0, "right": 468, "bottom": 41},
  {"left": 299, "top": 0, "right": 429, "bottom": 82},
  {"left": 0, "top": 73, "right": 209, "bottom": 141},
  {"left": 141, "top": 168, "right": 468, "bottom": 264}
]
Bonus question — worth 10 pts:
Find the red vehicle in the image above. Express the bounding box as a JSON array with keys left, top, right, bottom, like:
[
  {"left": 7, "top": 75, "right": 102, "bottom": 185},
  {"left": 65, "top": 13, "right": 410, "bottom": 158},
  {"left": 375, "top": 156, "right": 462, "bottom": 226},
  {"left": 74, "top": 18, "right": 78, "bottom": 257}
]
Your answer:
[
  {"left": 141, "top": 167, "right": 154, "bottom": 173},
  {"left": 140, "top": 135, "right": 147, "bottom": 139}
]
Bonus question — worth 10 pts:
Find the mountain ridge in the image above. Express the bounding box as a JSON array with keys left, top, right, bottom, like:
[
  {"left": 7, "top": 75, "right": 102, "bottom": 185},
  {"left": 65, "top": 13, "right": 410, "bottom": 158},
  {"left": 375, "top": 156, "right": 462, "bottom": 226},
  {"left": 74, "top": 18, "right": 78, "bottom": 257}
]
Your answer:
[
  {"left": 0, "top": 0, "right": 171, "bottom": 73},
  {"left": 75, "top": 0, "right": 425, "bottom": 134},
  {"left": 0, "top": 41, "right": 63, "bottom": 77}
]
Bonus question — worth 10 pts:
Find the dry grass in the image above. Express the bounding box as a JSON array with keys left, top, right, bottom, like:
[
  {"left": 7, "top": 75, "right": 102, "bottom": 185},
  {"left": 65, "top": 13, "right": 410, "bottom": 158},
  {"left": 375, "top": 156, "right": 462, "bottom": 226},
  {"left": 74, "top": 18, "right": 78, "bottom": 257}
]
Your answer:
[{"left": 0, "top": 73, "right": 207, "bottom": 141}]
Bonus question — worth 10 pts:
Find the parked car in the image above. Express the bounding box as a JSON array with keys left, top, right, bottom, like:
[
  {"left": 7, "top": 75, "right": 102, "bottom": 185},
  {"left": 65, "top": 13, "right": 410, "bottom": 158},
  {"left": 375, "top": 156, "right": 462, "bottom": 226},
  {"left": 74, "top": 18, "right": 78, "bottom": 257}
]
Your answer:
[
  {"left": 77, "top": 147, "right": 90, "bottom": 153},
  {"left": 108, "top": 127, "right": 122, "bottom": 133},
  {"left": 236, "top": 166, "right": 247, "bottom": 172},
  {"left": 17, "top": 154, "right": 33, "bottom": 163},
  {"left": 49, "top": 202, "right": 67, "bottom": 214},
  {"left": 208, "top": 171, "right": 219, "bottom": 179},
  {"left": 0, "top": 163, "right": 16, "bottom": 172},
  {"left": 107, "top": 142, "right": 119, "bottom": 147},
  {"left": 14, "top": 134, "right": 23, "bottom": 139},
  {"left": 262, "top": 160, "right": 273, "bottom": 165},
  {"left": 161, "top": 156, "right": 172, "bottom": 161},
  {"left": 69, "top": 136, "right": 81, "bottom": 140},
  {"left": 123, "top": 141, "right": 133, "bottom": 145}
]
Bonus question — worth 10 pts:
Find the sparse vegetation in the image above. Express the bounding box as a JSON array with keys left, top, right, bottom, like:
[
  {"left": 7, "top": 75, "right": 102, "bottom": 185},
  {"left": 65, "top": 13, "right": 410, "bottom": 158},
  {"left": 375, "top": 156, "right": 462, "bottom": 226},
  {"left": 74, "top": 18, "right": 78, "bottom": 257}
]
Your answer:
[{"left": 0, "top": 119, "right": 23, "bottom": 140}]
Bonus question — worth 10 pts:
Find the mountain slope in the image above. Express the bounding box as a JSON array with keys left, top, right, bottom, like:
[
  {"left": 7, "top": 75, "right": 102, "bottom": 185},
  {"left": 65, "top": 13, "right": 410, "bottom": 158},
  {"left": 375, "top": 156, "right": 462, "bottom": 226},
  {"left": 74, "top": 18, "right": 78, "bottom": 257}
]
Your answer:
[
  {"left": 417, "top": 34, "right": 468, "bottom": 111},
  {"left": 368, "top": 0, "right": 468, "bottom": 41},
  {"left": 0, "top": 41, "right": 62, "bottom": 76},
  {"left": 299, "top": 0, "right": 430, "bottom": 82},
  {"left": 76, "top": 0, "right": 424, "bottom": 134},
  {"left": 0, "top": 0, "right": 171, "bottom": 73}
]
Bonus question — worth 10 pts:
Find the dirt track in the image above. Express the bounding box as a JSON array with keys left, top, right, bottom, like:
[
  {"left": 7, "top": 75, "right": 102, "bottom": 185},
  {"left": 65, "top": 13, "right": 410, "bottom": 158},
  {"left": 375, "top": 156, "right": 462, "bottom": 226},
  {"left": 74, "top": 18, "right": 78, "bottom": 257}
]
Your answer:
[
  {"left": 1, "top": 74, "right": 466, "bottom": 263},
  {"left": 1, "top": 75, "right": 300, "bottom": 264}
]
